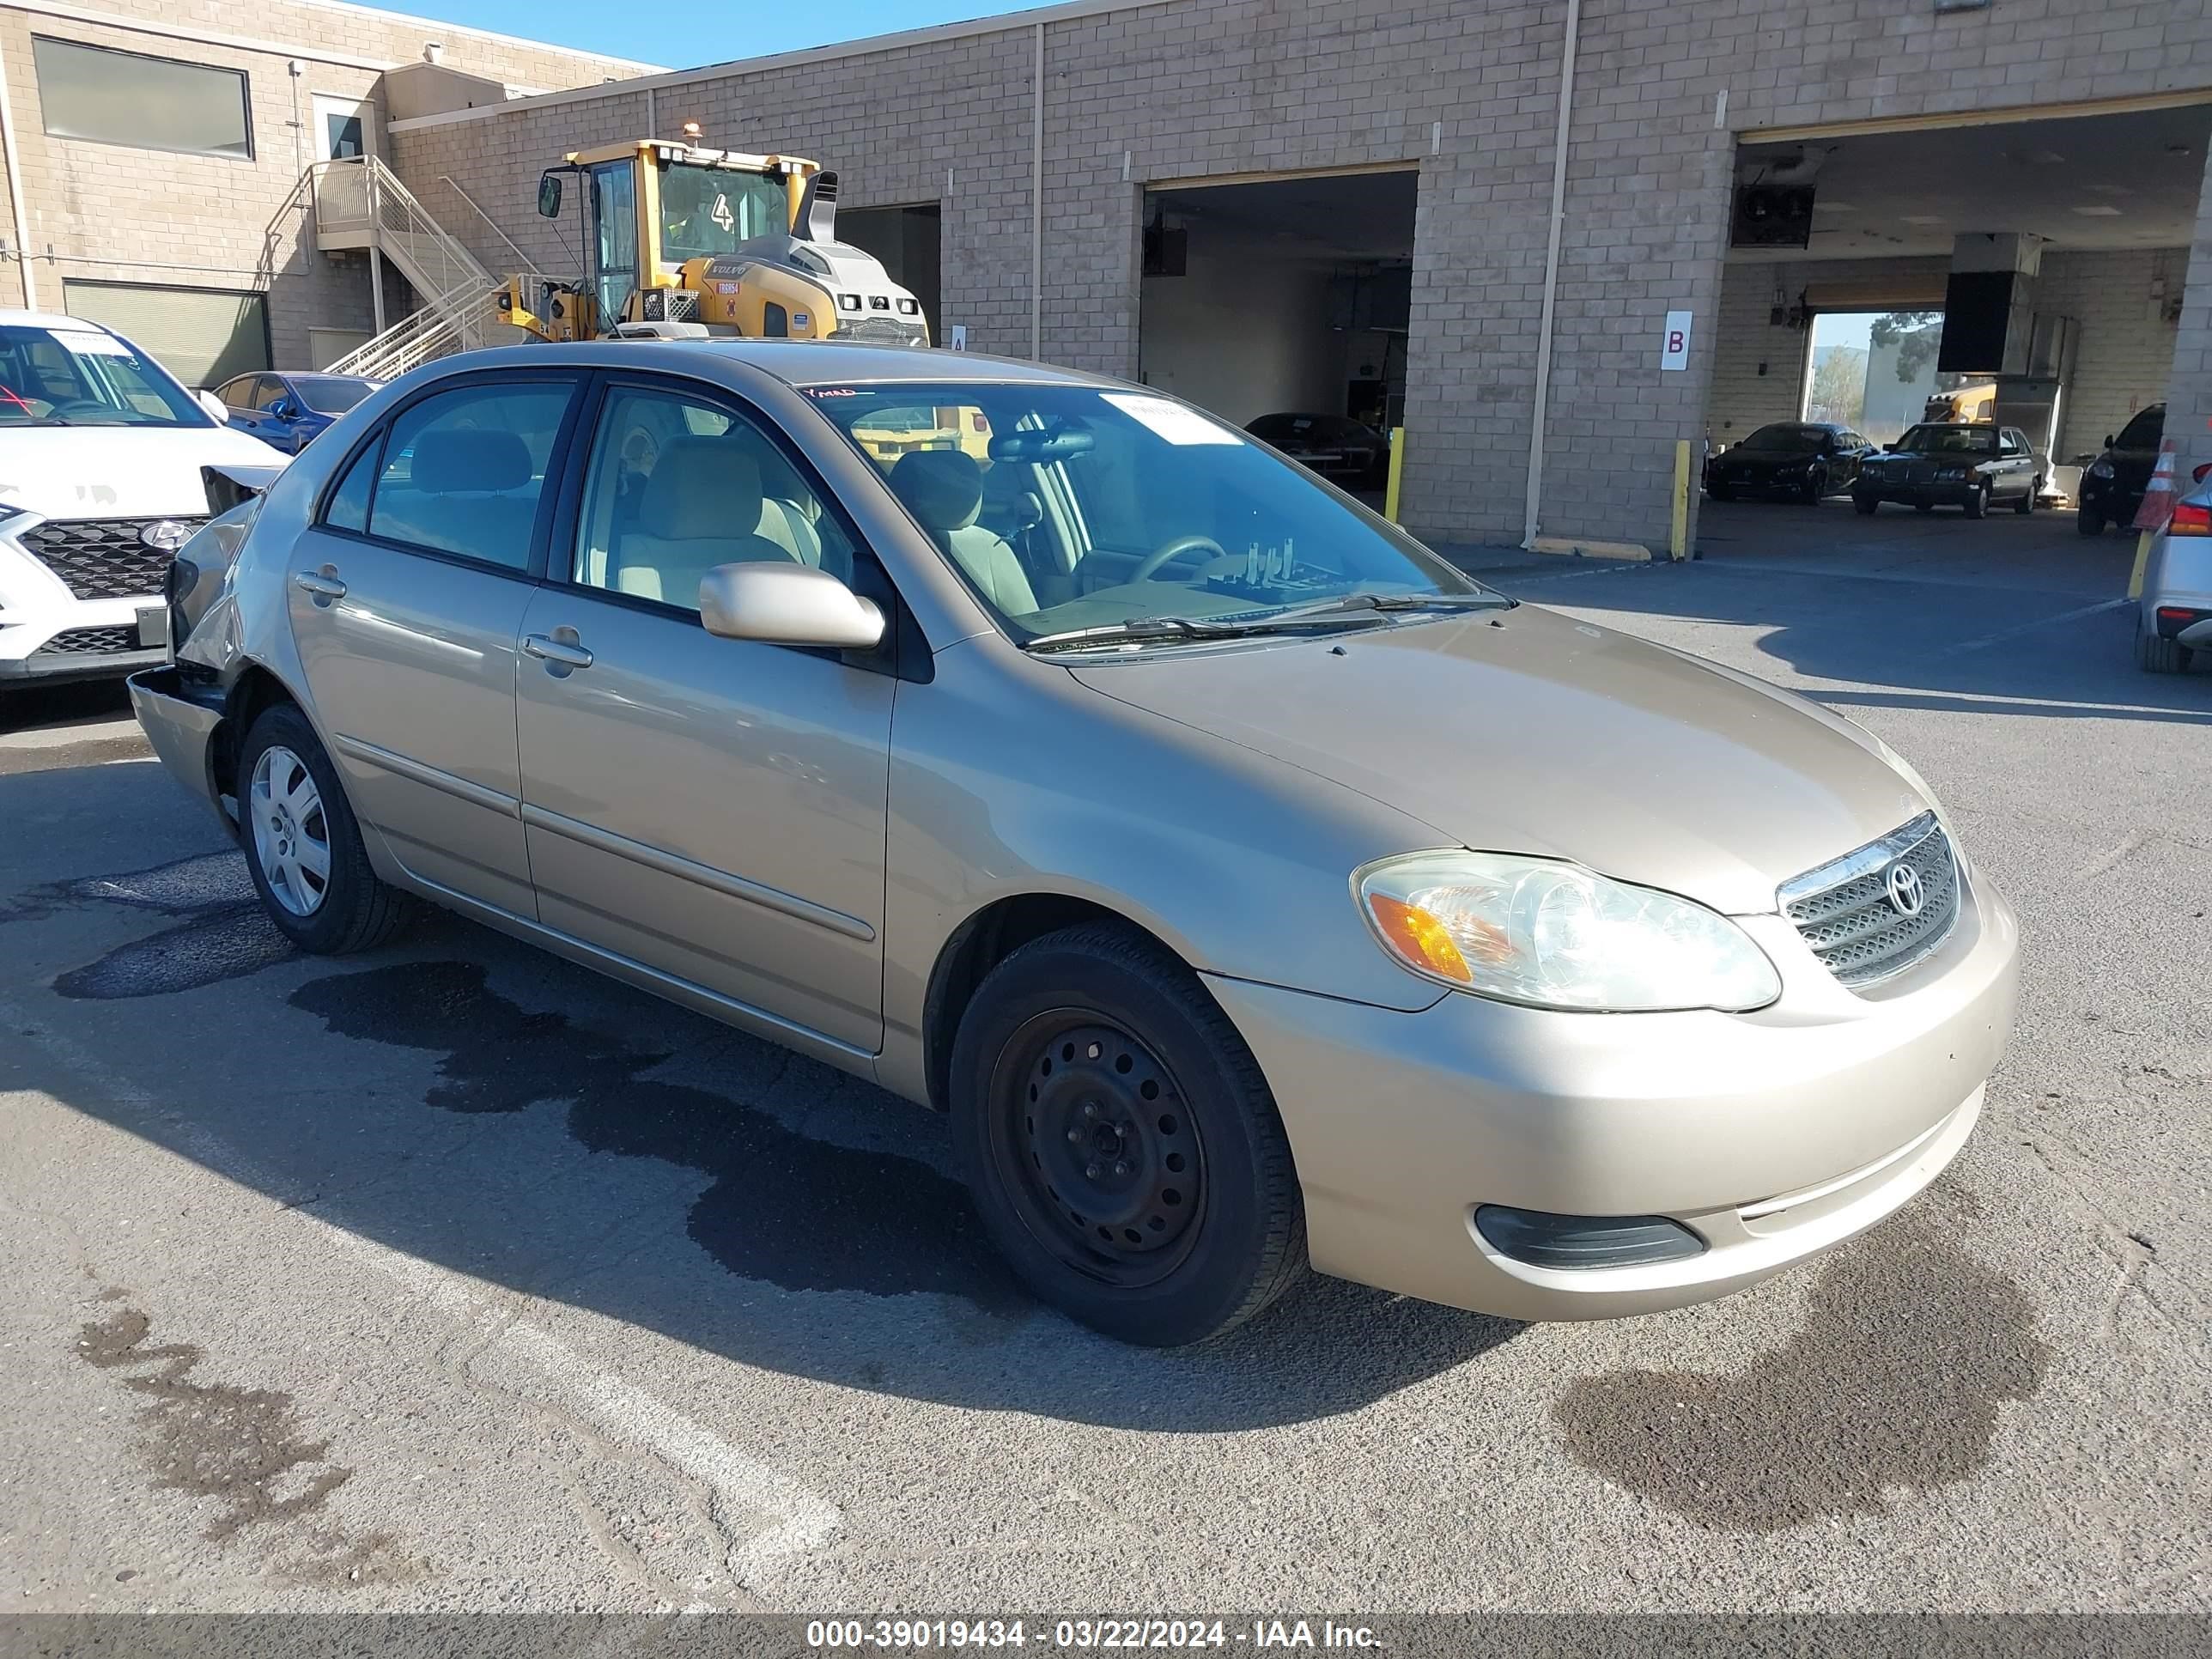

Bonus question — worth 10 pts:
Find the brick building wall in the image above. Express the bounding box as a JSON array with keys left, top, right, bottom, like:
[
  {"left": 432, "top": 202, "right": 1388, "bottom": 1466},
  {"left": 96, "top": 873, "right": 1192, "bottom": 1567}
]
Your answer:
[
  {"left": 384, "top": 0, "right": 2212, "bottom": 550},
  {"left": 0, "top": 0, "right": 651, "bottom": 367}
]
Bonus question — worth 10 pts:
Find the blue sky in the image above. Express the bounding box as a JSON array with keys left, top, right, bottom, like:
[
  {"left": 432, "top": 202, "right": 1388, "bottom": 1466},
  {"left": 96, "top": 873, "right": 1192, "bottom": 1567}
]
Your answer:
[{"left": 417, "top": 0, "right": 1031, "bottom": 67}]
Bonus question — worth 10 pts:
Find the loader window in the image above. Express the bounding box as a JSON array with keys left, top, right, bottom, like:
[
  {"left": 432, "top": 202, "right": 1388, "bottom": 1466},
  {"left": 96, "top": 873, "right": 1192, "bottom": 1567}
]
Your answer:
[
  {"left": 657, "top": 162, "right": 789, "bottom": 263},
  {"left": 590, "top": 161, "right": 640, "bottom": 329}
]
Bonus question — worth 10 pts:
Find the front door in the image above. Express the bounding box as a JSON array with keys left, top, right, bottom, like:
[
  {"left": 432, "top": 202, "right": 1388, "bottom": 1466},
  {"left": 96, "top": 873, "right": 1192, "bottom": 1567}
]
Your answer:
[
  {"left": 587, "top": 161, "right": 639, "bottom": 331},
  {"left": 513, "top": 375, "right": 894, "bottom": 1054},
  {"left": 287, "top": 372, "right": 581, "bottom": 918}
]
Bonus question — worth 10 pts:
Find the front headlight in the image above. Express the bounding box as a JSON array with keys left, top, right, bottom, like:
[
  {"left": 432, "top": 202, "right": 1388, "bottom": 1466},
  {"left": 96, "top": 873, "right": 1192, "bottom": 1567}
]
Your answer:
[
  {"left": 2087, "top": 459, "right": 2115, "bottom": 479},
  {"left": 1355, "top": 851, "right": 1781, "bottom": 1012}
]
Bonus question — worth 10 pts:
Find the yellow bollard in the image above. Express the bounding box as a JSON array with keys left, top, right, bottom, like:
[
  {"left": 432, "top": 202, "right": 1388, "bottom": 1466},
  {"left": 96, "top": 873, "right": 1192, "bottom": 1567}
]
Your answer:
[
  {"left": 2129, "top": 530, "right": 2153, "bottom": 599},
  {"left": 1670, "top": 440, "right": 1692, "bottom": 562},
  {"left": 1383, "top": 426, "right": 1407, "bottom": 524}
]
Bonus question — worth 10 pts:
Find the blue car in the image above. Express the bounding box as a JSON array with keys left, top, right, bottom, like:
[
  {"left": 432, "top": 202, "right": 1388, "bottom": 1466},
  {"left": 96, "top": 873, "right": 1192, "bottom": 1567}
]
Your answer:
[{"left": 210, "top": 370, "right": 380, "bottom": 455}]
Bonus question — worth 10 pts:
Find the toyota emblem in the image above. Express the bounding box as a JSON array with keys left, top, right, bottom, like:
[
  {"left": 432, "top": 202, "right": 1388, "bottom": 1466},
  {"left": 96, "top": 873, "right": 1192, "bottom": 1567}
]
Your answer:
[
  {"left": 140, "top": 520, "right": 191, "bottom": 553},
  {"left": 1885, "top": 860, "right": 1925, "bottom": 918}
]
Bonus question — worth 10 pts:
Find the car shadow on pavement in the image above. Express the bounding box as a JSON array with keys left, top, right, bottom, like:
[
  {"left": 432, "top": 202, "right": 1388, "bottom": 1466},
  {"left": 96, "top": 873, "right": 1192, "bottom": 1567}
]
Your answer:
[
  {"left": 1516, "top": 559, "right": 2212, "bottom": 726},
  {"left": 5, "top": 823, "right": 1522, "bottom": 1431}
]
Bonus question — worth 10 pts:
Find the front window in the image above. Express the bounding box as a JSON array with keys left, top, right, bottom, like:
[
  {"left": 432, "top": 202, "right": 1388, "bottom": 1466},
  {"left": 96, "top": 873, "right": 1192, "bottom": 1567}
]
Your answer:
[
  {"left": 1739, "top": 424, "right": 1828, "bottom": 453},
  {"left": 287, "top": 374, "right": 374, "bottom": 416},
  {"left": 813, "top": 382, "right": 1496, "bottom": 647},
  {"left": 1896, "top": 424, "right": 1996, "bottom": 455},
  {"left": 0, "top": 324, "right": 209, "bottom": 427},
  {"left": 656, "top": 162, "right": 788, "bottom": 264},
  {"left": 589, "top": 161, "right": 639, "bottom": 327}
]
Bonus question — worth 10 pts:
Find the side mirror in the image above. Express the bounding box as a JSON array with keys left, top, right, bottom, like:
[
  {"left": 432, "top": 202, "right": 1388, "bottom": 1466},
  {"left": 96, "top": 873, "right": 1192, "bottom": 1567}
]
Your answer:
[
  {"left": 195, "top": 389, "right": 232, "bottom": 423},
  {"left": 270, "top": 398, "right": 300, "bottom": 422},
  {"left": 699, "top": 562, "right": 884, "bottom": 650},
  {"left": 2105, "top": 435, "right": 2115, "bottom": 450},
  {"left": 537, "top": 171, "right": 564, "bottom": 218}
]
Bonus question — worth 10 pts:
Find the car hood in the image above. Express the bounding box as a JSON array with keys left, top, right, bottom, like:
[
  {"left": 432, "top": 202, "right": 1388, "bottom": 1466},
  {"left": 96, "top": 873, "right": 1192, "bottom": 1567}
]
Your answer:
[
  {"left": 1066, "top": 605, "right": 1935, "bottom": 915},
  {"left": 0, "top": 425, "right": 289, "bottom": 520}
]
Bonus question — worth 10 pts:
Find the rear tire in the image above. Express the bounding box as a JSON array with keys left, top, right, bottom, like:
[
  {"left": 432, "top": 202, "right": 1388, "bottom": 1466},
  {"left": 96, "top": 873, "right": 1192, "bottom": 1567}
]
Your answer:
[
  {"left": 950, "top": 922, "right": 1308, "bottom": 1346},
  {"left": 2014, "top": 480, "right": 2036, "bottom": 515},
  {"left": 2138, "top": 632, "right": 2193, "bottom": 674},
  {"left": 2076, "top": 505, "right": 2105, "bottom": 537},
  {"left": 1852, "top": 492, "right": 1879, "bottom": 516},
  {"left": 236, "top": 702, "right": 414, "bottom": 955}
]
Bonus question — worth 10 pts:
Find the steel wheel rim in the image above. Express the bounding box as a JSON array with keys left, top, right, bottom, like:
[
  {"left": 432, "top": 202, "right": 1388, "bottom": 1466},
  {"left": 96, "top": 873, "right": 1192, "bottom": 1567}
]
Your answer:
[
  {"left": 991, "top": 1012, "right": 1206, "bottom": 1289},
  {"left": 249, "top": 745, "right": 331, "bottom": 918}
]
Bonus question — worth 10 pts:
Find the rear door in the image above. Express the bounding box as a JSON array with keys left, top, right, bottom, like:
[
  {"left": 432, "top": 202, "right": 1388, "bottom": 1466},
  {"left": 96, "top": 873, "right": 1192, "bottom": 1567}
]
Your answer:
[{"left": 286, "top": 370, "right": 584, "bottom": 919}]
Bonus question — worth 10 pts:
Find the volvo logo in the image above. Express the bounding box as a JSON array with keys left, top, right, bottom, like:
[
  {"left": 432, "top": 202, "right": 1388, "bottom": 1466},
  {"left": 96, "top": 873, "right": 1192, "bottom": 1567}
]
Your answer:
[
  {"left": 139, "top": 520, "right": 191, "bottom": 553},
  {"left": 1885, "top": 860, "right": 1926, "bottom": 918}
]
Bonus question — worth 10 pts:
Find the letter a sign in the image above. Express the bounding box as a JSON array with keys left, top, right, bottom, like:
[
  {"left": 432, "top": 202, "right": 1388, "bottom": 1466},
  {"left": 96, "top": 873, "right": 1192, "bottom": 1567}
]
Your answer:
[{"left": 1660, "top": 310, "right": 1692, "bottom": 371}]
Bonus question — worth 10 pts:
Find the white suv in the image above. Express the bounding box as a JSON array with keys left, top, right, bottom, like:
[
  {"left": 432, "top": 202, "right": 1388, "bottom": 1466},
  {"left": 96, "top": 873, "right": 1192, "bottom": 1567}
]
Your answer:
[{"left": 1, "top": 309, "right": 287, "bottom": 695}]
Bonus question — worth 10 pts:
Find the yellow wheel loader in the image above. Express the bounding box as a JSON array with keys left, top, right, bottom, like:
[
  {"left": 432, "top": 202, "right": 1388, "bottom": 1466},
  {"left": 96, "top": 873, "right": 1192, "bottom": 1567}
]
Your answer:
[{"left": 496, "top": 137, "right": 930, "bottom": 348}]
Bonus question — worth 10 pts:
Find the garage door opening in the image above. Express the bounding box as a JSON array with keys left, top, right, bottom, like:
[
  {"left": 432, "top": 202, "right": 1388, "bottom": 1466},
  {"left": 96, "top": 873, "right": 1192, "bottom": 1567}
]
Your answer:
[
  {"left": 837, "top": 203, "right": 942, "bottom": 342},
  {"left": 1139, "top": 168, "right": 1415, "bottom": 493},
  {"left": 1701, "top": 99, "right": 2211, "bottom": 567}
]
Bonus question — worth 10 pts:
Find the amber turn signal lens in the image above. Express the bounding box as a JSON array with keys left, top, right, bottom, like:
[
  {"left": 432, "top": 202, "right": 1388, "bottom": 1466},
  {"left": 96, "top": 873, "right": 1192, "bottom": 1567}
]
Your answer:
[{"left": 1366, "top": 893, "right": 1474, "bottom": 986}]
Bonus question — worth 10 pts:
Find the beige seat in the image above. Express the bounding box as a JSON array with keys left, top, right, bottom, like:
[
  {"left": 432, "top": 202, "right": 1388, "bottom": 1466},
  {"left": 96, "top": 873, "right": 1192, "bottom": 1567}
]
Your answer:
[
  {"left": 889, "top": 450, "right": 1036, "bottom": 615},
  {"left": 611, "top": 435, "right": 796, "bottom": 606}
]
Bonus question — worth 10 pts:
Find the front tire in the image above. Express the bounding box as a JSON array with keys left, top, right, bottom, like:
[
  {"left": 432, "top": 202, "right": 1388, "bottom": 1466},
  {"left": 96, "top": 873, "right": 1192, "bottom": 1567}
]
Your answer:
[
  {"left": 1852, "top": 491, "right": 1879, "bottom": 516},
  {"left": 951, "top": 922, "right": 1308, "bottom": 1346},
  {"left": 237, "top": 703, "right": 413, "bottom": 954},
  {"left": 1963, "top": 483, "right": 1989, "bottom": 520},
  {"left": 2077, "top": 504, "right": 2105, "bottom": 537},
  {"left": 2138, "top": 632, "right": 2194, "bottom": 674},
  {"left": 1706, "top": 483, "right": 1734, "bottom": 503}
]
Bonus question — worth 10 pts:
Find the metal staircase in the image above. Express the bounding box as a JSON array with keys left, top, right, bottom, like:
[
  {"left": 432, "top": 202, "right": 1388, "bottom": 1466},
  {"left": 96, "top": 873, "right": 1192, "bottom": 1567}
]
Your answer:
[{"left": 310, "top": 156, "right": 524, "bottom": 381}]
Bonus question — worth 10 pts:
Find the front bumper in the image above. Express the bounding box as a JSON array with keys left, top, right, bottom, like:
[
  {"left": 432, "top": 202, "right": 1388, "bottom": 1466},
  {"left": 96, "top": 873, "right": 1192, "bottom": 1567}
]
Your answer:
[
  {"left": 1858, "top": 479, "right": 1981, "bottom": 507},
  {"left": 1206, "top": 866, "right": 2020, "bottom": 1322},
  {"left": 0, "top": 599, "right": 170, "bottom": 684}
]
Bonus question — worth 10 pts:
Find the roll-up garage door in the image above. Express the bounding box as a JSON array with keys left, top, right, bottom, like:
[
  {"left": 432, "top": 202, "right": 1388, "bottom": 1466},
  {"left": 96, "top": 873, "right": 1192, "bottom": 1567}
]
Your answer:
[
  {"left": 1800, "top": 277, "right": 1948, "bottom": 311},
  {"left": 61, "top": 280, "right": 270, "bottom": 389}
]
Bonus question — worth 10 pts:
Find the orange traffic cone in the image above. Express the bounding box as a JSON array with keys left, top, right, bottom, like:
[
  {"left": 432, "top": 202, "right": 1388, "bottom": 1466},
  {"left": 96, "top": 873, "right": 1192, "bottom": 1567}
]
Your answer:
[{"left": 2133, "top": 438, "right": 2179, "bottom": 532}]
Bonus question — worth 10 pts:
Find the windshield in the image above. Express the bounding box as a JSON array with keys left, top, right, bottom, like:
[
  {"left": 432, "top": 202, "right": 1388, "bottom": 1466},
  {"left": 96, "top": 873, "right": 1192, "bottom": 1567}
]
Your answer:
[
  {"left": 0, "top": 325, "right": 207, "bottom": 428},
  {"left": 289, "top": 374, "right": 374, "bottom": 416},
  {"left": 1741, "top": 423, "right": 1828, "bottom": 453},
  {"left": 656, "top": 161, "right": 790, "bottom": 264},
  {"left": 1895, "top": 424, "right": 1996, "bottom": 455},
  {"left": 2115, "top": 407, "right": 2164, "bottom": 450},
  {"left": 813, "top": 382, "right": 1492, "bottom": 645}
]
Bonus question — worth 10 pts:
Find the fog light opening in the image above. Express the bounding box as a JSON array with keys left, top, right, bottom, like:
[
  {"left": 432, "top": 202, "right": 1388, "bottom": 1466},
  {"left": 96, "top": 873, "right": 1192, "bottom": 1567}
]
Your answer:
[{"left": 1474, "top": 1205, "right": 1706, "bottom": 1270}]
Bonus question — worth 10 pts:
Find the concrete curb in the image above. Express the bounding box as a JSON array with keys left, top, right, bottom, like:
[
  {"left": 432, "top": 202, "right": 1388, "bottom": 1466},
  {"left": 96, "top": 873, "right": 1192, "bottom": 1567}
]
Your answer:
[{"left": 1529, "top": 536, "right": 1655, "bottom": 562}]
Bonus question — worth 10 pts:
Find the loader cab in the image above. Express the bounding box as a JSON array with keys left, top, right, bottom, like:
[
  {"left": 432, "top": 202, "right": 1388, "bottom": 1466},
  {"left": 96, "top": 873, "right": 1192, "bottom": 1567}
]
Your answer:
[{"left": 536, "top": 140, "right": 806, "bottom": 331}]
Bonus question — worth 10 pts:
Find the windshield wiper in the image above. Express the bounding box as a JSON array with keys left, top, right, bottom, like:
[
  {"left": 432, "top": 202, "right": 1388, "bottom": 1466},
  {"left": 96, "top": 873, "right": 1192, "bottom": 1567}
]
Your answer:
[
  {"left": 1253, "top": 591, "right": 1516, "bottom": 626},
  {"left": 1023, "top": 616, "right": 1269, "bottom": 653}
]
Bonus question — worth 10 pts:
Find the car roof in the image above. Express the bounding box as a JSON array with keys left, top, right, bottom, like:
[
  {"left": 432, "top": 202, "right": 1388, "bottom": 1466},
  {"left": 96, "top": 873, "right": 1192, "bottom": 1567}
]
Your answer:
[
  {"left": 0, "top": 307, "right": 116, "bottom": 333},
  {"left": 448, "top": 338, "right": 1121, "bottom": 392}
]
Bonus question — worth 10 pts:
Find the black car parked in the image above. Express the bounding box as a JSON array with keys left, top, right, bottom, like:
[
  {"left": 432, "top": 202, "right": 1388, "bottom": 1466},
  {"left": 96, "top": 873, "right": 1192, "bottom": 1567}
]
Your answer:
[
  {"left": 1245, "top": 412, "right": 1390, "bottom": 483},
  {"left": 2077, "top": 403, "right": 2162, "bottom": 536},
  {"left": 1704, "top": 422, "right": 1874, "bottom": 504},
  {"left": 1851, "top": 422, "right": 2041, "bottom": 519}
]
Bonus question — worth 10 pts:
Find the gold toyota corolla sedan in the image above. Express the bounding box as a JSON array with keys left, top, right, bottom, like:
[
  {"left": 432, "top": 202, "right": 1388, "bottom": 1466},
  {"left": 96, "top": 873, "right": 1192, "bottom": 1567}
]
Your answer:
[{"left": 131, "top": 342, "right": 2021, "bottom": 1346}]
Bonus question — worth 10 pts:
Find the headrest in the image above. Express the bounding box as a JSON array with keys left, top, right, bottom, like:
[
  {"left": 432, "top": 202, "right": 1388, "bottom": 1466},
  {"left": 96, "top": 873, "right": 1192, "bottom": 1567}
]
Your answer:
[
  {"left": 414, "top": 428, "right": 530, "bottom": 495},
  {"left": 890, "top": 450, "right": 984, "bottom": 535},
  {"left": 640, "top": 436, "right": 767, "bottom": 541}
]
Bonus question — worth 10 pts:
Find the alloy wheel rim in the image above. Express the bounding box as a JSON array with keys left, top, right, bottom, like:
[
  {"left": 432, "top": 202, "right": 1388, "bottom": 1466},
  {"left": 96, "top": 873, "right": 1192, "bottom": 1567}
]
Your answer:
[
  {"left": 997, "top": 1015, "right": 1206, "bottom": 1288},
  {"left": 249, "top": 745, "right": 331, "bottom": 917}
]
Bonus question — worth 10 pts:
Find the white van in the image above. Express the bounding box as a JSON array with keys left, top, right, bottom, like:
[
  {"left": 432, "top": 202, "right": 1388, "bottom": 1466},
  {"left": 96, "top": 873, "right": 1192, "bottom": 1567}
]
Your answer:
[{"left": 0, "top": 309, "right": 287, "bottom": 695}]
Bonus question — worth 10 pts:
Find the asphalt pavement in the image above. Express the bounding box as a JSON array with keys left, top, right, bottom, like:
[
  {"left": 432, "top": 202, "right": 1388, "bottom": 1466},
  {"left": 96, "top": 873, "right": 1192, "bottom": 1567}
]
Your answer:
[{"left": 2, "top": 502, "right": 2208, "bottom": 1616}]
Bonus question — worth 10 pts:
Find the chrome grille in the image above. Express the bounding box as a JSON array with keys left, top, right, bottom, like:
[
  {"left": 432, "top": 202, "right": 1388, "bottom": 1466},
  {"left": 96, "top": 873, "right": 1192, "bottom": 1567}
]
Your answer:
[
  {"left": 1780, "top": 812, "right": 1960, "bottom": 988},
  {"left": 20, "top": 518, "right": 201, "bottom": 600}
]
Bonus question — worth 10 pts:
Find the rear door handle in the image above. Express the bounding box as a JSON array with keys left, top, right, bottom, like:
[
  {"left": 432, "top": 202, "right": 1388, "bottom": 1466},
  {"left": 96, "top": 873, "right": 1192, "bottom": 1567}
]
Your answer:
[
  {"left": 293, "top": 569, "right": 347, "bottom": 603},
  {"left": 522, "top": 632, "right": 593, "bottom": 671}
]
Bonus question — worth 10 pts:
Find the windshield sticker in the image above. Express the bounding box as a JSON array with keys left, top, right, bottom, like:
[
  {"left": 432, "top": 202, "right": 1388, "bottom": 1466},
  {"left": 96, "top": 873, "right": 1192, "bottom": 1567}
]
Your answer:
[
  {"left": 805, "top": 387, "right": 860, "bottom": 398},
  {"left": 710, "top": 193, "right": 735, "bottom": 234},
  {"left": 58, "top": 333, "right": 133, "bottom": 357},
  {"left": 1101, "top": 393, "right": 1238, "bottom": 446}
]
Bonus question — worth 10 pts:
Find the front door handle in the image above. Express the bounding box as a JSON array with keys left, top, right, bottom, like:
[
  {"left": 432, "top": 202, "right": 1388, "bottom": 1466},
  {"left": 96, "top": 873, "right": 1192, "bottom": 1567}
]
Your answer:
[
  {"left": 294, "top": 568, "right": 347, "bottom": 604},
  {"left": 522, "top": 632, "right": 594, "bottom": 671}
]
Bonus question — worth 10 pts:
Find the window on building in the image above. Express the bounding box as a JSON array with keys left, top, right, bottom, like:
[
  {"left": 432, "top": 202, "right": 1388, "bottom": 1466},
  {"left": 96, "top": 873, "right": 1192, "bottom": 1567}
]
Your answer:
[{"left": 32, "top": 37, "right": 252, "bottom": 160}]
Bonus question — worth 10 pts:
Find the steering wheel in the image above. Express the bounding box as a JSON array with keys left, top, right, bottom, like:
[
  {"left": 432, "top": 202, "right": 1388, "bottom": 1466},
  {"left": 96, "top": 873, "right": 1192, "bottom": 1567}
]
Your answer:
[
  {"left": 1129, "top": 533, "right": 1228, "bottom": 584},
  {"left": 48, "top": 400, "right": 114, "bottom": 421}
]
